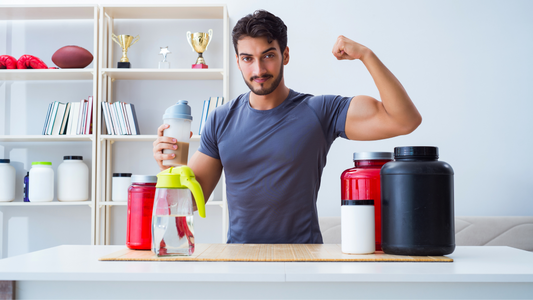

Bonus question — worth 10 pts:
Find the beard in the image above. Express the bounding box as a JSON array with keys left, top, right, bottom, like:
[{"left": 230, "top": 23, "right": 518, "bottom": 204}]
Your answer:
[{"left": 244, "top": 63, "right": 284, "bottom": 96}]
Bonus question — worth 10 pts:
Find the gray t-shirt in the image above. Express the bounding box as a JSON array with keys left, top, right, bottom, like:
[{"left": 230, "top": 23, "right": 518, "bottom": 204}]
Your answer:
[{"left": 199, "top": 89, "right": 352, "bottom": 243}]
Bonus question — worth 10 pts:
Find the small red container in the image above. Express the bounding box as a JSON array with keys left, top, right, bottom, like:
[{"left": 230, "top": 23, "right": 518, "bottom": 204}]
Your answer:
[
  {"left": 126, "top": 175, "right": 157, "bottom": 250},
  {"left": 341, "top": 152, "right": 393, "bottom": 251}
]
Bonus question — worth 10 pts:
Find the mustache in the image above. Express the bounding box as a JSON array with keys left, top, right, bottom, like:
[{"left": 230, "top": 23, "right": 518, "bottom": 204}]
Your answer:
[{"left": 250, "top": 74, "right": 273, "bottom": 81}]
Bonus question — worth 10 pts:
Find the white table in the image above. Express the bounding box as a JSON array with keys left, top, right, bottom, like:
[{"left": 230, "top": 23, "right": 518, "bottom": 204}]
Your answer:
[{"left": 0, "top": 245, "right": 532, "bottom": 299}]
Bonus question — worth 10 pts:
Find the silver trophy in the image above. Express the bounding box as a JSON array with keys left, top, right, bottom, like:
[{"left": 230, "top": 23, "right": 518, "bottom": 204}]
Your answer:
[{"left": 158, "top": 46, "right": 171, "bottom": 69}]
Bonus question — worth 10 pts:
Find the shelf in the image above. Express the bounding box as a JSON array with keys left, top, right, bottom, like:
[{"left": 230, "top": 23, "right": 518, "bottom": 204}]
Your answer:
[
  {"left": 100, "top": 135, "right": 200, "bottom": 142},
  {"left": 101, "top": 69, "right": 224, "bottom": 81},
  {"left": 103, "top": 5, "right": 225, "bottom": 20},
  {"left": 99, "top": 201, "right": 224, "bottom": 207},
  {"left": 0, "top": 69, "right": 95, "bottom": 81},
  {"left": 0, "top": 5, "right": 96, "bottom": 20},
  {"left": 0, "top": 135, "right": 94, "bottom": 142},
  {"left": 0, "top": 201, "right": 92, "bottom": 206}
]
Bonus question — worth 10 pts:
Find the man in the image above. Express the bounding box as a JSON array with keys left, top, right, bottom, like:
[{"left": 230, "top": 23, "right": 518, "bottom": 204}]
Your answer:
[{"left": 153, "top": 10, "right": 421, "bottom": 244}]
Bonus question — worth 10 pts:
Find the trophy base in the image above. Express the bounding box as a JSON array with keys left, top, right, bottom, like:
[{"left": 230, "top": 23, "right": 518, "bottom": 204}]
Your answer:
[
  {"left": 118, "top": 62, "right": 131, "bottom": 68},
  {"left": 159, "top": 61, "right": 171, "bottom": 69},
  {"left": 192, "top": 64, "right": 208, "bottom": 69}
]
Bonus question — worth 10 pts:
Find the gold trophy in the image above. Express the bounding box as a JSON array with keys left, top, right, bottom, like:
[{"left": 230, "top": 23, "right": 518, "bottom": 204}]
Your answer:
[
  {"left": 186, "top": 29, "right": 213, "bottom": 69},
  {"left": 112, "top": 34, "right": 140, "bottom": 68}
]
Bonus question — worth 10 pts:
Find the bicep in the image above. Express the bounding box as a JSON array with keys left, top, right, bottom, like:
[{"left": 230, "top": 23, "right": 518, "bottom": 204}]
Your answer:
[
  {"left": 344, "top": 95, "right": 399, "bottom": 141},
  {"left": 188, "top": 150, "right": 223, "bottom": 202}
]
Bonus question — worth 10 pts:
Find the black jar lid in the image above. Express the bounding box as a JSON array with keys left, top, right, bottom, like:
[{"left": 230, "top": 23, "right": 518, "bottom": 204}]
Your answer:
[
  {"left": 0, "top": 159, "right": 10, "bottom": 163},
  {"left": 63, "top": 156, "right": 83, "bottom": 160},
  {"left": 394, "top": 146, "right": 439, "bottom": 159},
  {"left": 341, "top": 200, "right": 374, "bottom": 205},
  {"left": 113, "top": 173, "right": 132, "bottom": 177}
]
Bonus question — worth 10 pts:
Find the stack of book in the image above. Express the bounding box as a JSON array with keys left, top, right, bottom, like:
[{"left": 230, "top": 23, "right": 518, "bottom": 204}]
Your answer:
[
  {"left": 101, "top": 101, "right": 140, "bottom": 135},
  {"left": 42, "top": 96, "right": 93, "bottom": 135},
  {"left": 199, "top": 96, "right": 225, "bottom": 135}
]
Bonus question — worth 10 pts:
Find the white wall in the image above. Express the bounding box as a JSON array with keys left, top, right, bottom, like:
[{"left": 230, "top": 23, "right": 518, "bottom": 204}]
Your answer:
[{"left": 1, "top": 0, "right": 532, "bottom": 257}]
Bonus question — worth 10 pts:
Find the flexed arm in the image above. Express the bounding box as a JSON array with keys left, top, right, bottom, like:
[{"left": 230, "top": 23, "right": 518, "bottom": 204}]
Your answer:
[{"left": 332, "top": 35, "right": 422, "bottom": 141}]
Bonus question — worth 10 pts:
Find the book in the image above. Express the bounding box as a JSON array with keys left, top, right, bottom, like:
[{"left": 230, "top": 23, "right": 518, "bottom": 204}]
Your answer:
[
  {"left": 42, "top": 102, "right": 53, "bottom": 135},
  {"left": 125, "top": 103, "right": 140, "bottom": 135},
  {"left": 113, "top": 102, "right": 126, "bottom": 135},
  {"left": 208, "top": 96, "right": 217, "bottom": 117},
  {"left": 59, "top": 102, "right": 71, "bottom": 135},
  {"left": 101, "top": 102, "right": 113, "bottom": 135},
  {"left": 77, "top": 99, "right": 87, "bottom": 135},
  {"left": 109, "top": 102, "right": 120, "bottom": 135},
  {"left": 121, "top": 102, "right": 131, "bottom": 135},
  {"left": 46, "top": 102, "right": 59, "bottom": 135},
  {"left": 199, "top": 99, "right": 210, "bottom": 135},
  {"left": 51, "top": 102, "right": 67, "bottom": 135},
  {"left": 84, "top": 96, "right": 93, "bottom": 135},
  {"left": 67, "top": 102, "right": 80, "bottom": 135},
  {"left": 216, "top": 96, "right": 224, "bottom": 107}
]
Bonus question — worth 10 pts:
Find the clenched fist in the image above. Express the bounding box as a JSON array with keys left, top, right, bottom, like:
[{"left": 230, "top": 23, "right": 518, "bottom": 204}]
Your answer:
[{"left": 332, "top": 35, "right": 370, "bottom": 61}]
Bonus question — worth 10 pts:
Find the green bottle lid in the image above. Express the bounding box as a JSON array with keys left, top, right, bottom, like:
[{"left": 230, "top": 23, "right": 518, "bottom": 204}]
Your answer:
[{"left": 32, "top": 162, "right": 52, "bottom": 165}]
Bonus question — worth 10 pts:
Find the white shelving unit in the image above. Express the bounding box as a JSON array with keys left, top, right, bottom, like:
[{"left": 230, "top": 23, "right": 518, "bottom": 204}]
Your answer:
[
  {"left": 96, "top": 5, "right": 229, "bottom": 245},
  {"left": 0, "top": 5, "right": 100, "bottom": 249}
]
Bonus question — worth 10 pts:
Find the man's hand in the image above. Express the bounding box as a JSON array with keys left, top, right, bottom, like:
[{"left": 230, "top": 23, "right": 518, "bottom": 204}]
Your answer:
[
  {"left": 332, "top": 35, "right": 370, "bottom": 61},
  {"left": 152, "top": 124, "right": 192, "bottom": 171}
]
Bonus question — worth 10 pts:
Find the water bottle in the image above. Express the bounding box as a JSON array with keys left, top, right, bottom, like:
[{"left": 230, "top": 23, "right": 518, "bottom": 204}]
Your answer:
[
  {"left": 126, "top": 175, "right": 157, "bottom": 250},
  {"left": 162, "top": 100, "right": 192, "bottom": 167}
]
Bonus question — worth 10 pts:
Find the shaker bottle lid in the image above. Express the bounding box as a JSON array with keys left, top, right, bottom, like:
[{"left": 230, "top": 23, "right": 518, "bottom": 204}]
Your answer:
[
  {"left": 63, "top": 156, "right": 83, "bottom": 160},
  {"left": 353, "top": 152, "right": 393, "bottom": 161},
  {"left": 131, "top": 175, "right": 157, "bottom": 183},
  {"left": 163, "top": 100, "right": 193, "bottom": 120},
  {"left": 113, "top": 173, "right": 132, "bottom": 177},
  {"left": 342, "top": 200, "right": 374, "bottom": 205},
  {"left": 0, "top": 159, "right": 10, "bottom": 163},
  {"left": 32, "top": 161, "right": 52, "bottom": 165},
  {"left": 394, "top": 146, "right": 439, "bottom": 159}
]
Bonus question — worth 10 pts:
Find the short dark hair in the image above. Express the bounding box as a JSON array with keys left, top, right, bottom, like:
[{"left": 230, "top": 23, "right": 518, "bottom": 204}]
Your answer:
[{"left": 232, "top": 10, "right": 288, "bottom": 54}]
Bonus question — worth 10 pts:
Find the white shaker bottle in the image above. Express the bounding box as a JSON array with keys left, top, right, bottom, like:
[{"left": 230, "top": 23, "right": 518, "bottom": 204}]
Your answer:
[
  {"left": 162, "top": 100, "right": 193, "bottom": 166},
  {"left": 0, "top": 159, "right": 16, "bottom": 202},
  {"left": 29, "top": 162, "right": 54, "bottom": 202},
  {"left": 341, "top": 200, "right": 375, "bottom": 254},
  {"left": 58, "top": 156, "right": 89, "bottom": 201}
]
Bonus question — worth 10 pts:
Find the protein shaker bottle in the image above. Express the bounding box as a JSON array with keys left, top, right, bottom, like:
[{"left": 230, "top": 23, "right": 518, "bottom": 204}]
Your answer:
[{"left": 162, "top": 100, "right": 192, "bottom": 166}]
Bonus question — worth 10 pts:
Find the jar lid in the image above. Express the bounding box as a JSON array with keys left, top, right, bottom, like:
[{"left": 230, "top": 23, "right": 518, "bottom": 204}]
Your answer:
[
  {"left": 0, "top": 159, "right": 10, "bottom": 163},
  {"left": 32, "top": 161, "right": 52, "bottom": 166},
  {"left": 342, "top": 200, "right": 374, "bottom": 205},
  {"left": 113, "top": 173, "right": 132, "bottom": 177},
  {"left": 394, "top": 146, "right": 439, "bottom": 159},
  {"left": 353, "top": 152, "right": 393, "bottom": 161},
  {"left": 63, "top": 156, "right": 83, "bottom": 160},
  {"left": 162, "top": 100, "right": 193, "bottom": 120},
  {"left": 131, "top": 175, "right": 157, "bottom": 183}
]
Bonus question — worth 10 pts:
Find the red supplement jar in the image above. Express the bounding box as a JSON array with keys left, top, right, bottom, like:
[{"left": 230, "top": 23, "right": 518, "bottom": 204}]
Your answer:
[
  {"left": 126, "top": 175, "right": 157, "bottom": 250},
  {"left": 341, "top": 152, "right": 393, "bottom": 251}
]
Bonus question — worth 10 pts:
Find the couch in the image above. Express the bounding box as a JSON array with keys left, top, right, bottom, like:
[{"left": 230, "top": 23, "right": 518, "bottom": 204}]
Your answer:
[{"left": 319, "top": 216, "right": 533, "bottom": 252}]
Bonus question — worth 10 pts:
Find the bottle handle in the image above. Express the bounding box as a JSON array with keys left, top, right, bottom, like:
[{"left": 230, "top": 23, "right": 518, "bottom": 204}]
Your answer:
[{"left": 179, "top": 167, "right": 206, "bottom": 218}]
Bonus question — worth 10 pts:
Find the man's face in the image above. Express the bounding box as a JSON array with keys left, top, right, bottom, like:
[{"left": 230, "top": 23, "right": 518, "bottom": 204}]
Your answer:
[{"left": 236, "top": 36, "right": 289, "bottom": 96}]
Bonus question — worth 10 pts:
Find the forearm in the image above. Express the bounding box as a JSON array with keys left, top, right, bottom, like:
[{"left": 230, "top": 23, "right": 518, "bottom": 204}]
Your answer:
[{"left": 360, "top": 50, "right": 421, "bottom": 131}]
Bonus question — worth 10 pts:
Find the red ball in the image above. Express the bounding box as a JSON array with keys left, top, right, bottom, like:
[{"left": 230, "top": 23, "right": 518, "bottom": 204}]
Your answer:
[{"left": 52, "top": 45, "right": 93, "bottom": 68}]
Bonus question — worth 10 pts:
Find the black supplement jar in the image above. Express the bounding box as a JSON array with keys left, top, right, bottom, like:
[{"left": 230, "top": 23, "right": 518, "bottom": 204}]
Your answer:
[{"left": 380, "top": 146, "right": 455, "bottom": 256}]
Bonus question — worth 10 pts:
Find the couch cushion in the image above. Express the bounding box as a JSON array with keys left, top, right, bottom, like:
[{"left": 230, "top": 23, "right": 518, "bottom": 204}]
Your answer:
[{"left": 319, "top": 216, "right": 533, "bottom": 251}]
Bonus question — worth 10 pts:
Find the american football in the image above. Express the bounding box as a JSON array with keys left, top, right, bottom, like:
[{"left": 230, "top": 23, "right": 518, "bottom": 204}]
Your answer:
[{"left": 52, "top": 45, "right": 93, "bottom": 68}]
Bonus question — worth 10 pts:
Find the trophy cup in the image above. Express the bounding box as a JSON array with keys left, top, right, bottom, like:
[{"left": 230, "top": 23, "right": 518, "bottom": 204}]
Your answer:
[
  {"left": 159, "top": 46, "right": 171, "bottom": 69},
  {"left": 186, "top": 29, "right": 213, "bottom": 69},
  {"left": 112, "top": 34, "right": 140, "bottom": 68}
]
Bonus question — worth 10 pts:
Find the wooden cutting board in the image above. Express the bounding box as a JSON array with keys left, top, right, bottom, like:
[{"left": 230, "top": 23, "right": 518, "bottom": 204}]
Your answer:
[{"left": 99, "top": 244, "right": 453, "bottom": 262}]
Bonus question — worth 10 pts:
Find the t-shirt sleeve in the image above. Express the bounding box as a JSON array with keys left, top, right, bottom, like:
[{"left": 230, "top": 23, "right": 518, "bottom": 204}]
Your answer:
[
  {"left": 198, "top": 110, "right": 220, "bottom": 160},
  {"left": 307, "top": 94, "right": 352, "bottom": 143}
]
